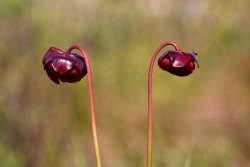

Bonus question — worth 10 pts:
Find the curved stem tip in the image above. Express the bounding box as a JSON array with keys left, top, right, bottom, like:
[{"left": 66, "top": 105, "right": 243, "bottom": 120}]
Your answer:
[
  {"left": 67, "top": 45, "right": 102, "bottom": 167},
  {"left": 147, "top": 41, "right": 180, "bottom": 167}
]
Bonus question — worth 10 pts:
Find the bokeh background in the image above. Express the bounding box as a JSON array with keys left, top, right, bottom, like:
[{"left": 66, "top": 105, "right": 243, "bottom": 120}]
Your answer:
[{"left": 0, "top": 0, "right": 250, "bottom": 166}]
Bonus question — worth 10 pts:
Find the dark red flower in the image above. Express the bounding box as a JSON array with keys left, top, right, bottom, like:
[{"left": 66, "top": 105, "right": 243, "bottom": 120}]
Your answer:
[
  {"left": 158, "top": 50, "right": 199, "bottom": 76},
  {"left": 42, "top": 47, "right": 87, "bottom": 84}
]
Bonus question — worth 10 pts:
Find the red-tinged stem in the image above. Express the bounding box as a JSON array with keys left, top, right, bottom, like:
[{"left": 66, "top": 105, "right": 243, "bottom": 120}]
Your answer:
[
  {"left": 147, "top": 41, "right": 180, "bottom": 167},
  {"left": 66, "top": 45, "right": 102, "bottom": 167}
]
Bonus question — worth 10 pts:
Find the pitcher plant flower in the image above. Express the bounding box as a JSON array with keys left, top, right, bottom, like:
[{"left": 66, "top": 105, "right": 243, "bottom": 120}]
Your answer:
[
  {"left": 43, "top": 47, "right": 87, "bottom": 84},
  {"left": 42, "top": 45, "right": 102, "bottom": 167},
  {"left": 146, "top": 41, "right": 199, "bottom": 167}
]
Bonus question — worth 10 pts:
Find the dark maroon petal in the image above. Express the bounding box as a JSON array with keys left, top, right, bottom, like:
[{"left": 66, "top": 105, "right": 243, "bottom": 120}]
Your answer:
[
  {"left": 171, "top": 52, "right": 192, "bottom": 68},
  {"left": 158, "top": 50, "right": 198, "bottom": 76},
  {"left": 44, "top": 63, "right": 60, "bottom": 84},
  {"left": 65, "top": 52, "right": 87, "bottom": 78},
  {"left": 187, "top": 61, "right": 195, "bottom": 72},
  {"left": 158, "top": 54, "right": 171, "bottom": 71},
  {"left": 66, "top": 53, "right": 87, "bottom": 74},
  {"left": 42, "top": 47, "right": 65, "bottom": 66},
  {"left": 61, "top": 67, "right": 83, "bottom": 83},
  {"left": 171, "top": 62, "right": 194, "bottom": 76},
  {"left": 51, "top": 58, "right": 73, "bottom": 76}
]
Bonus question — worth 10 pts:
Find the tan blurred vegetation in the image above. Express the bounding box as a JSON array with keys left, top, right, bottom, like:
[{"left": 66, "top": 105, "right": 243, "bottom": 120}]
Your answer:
[{"left": 0, "top": 0, "right": 250, "bottom": 166}]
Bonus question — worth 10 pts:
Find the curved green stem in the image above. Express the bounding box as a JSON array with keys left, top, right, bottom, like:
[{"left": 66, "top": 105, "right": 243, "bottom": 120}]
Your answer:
[
  {"left": 147, "top": 41, "right": 180, "bottom": 167},
  {"left": 67, "top": 45, "right": 102, "bottom": 167}
]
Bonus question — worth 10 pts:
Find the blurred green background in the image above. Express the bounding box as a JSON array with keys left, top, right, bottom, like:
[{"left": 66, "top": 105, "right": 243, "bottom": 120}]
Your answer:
[{"left": 0, "top": 0, "right": 250, "bottom": 166}]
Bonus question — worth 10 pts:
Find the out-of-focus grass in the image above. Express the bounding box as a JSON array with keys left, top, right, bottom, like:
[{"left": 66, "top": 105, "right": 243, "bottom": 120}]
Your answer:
[{"left": 0, "top": 0, "right": 250, "bottom": 166}]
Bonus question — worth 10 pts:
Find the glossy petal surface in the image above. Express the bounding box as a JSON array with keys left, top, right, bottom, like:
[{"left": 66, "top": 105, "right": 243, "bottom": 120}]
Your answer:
[
  {"left": 42, "top": 47, "right": 87, "bottom": 84},
  {"left": 158, "top": 50, "right": 198, "bottom": 76}
]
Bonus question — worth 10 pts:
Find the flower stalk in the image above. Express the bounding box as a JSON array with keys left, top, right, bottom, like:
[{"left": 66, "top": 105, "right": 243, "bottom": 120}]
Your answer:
[
  {"left": 66, "top": 45, "right": 102, "bottom": 167},
  {"left": 147, "top": 41, "right": 180, "bottom": 167}
]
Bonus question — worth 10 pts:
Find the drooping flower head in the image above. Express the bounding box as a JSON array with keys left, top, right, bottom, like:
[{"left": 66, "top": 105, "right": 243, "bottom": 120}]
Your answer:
[
  {"left": 42, "top": 47, "right": 87, "bottom": 84},
  {"left": 158, "top": 50, "right": 199, "bottom": 76}
]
